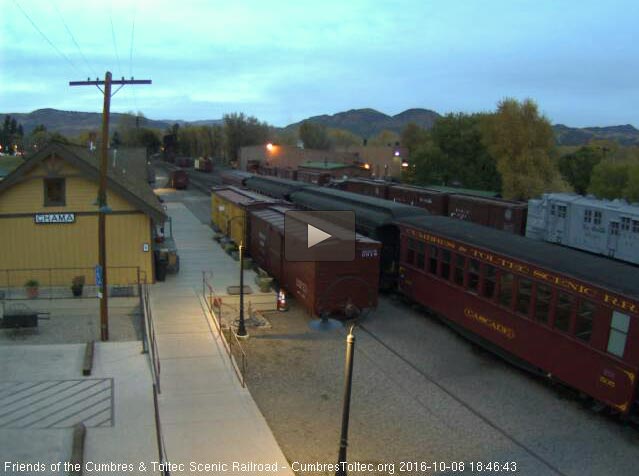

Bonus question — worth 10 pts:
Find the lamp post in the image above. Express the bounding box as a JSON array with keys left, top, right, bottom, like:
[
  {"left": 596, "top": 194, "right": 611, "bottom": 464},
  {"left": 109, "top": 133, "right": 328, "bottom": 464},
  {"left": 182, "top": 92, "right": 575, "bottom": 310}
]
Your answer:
[
  {"left": 226, "top": 214, "right": 248, "bottom": 337},
  {"left": 309, "top": 276, "right": 377, "bottom": 476},
  {"left": 336, "top": 324, "right": 355, "bottom": 476}
]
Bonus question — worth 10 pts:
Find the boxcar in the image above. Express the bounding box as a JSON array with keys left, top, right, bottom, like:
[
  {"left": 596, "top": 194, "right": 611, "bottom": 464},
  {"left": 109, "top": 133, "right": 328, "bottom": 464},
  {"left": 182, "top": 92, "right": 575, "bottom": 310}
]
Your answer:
[
  {"left": 194, "top": 157, "right": 213, "bottom": 173},
  {"left": 244, "top": 176, "right": 311, "bottom": 200},
  {"left": 297, "top": 170, "right": 332, "bottom": 185},
  {"left": 211, "top": 186, "right": 277, "bottom": 246},
  {"left": 387, "top": 184, "right": 449, "bottom": 215},
  {"left": 277, "top": 168, "right": 298, "bottom": 181},
  {"left": 168, "top": 170, "right": 189, "bottom": 189},
  {"left": 249, "top": 206, "right": 381, "bottom": 316},
  {"left": 219, "top": 170, "right": 253, "bottom": 188},
  {"left": 447, "top": 194, "right": 528, "bottom": 235},
  {"left": 397, "top": 215, "right": 639, "bottom": 416},
  {"left": 339, "top": 178, "right": 391, "bottom": 199}
]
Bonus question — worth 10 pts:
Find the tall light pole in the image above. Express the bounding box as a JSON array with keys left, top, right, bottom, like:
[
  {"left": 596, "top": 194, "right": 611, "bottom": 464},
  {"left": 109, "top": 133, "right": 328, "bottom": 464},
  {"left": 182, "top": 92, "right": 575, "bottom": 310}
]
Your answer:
[
  {"left": 226, "top": 214, "right": 248, "bottom": 337},
  {"left": 336, "top": 325, "right": 355, "bottom": 476}
]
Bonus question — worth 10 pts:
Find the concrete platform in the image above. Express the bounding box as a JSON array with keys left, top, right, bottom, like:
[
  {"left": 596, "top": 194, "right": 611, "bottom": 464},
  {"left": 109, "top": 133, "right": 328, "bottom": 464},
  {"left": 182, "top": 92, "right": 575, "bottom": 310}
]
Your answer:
[
  {"left": 0, "top": 342, "right": 157, "bottom": 476},
  {"left": 150, "top": 201, "right": 293, "bottom": 475}
]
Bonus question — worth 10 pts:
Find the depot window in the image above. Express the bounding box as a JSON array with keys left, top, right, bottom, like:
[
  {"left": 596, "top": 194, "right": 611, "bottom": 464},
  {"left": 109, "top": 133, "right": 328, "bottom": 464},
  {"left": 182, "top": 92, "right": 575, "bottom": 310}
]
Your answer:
[
  {"left": 44, "top": 178, "right": 65, "bottom": 206},
  {"left": 557, "top": 205, "right": 567, "bottom": 218},
  {"left": 607, "top": 311, "right": 630, "bottom": 357},
  {"left": 575, "top": 300, "right": 595, "bottom": 343},
  {"left": 610, "top": 222, "right": 620, "bottom": 236},
  {"left": 621, "top": 217, "right": 630, "bottom": 231},
  {"left": 633, "top": 220, "right": 639, "bottom": 233}
]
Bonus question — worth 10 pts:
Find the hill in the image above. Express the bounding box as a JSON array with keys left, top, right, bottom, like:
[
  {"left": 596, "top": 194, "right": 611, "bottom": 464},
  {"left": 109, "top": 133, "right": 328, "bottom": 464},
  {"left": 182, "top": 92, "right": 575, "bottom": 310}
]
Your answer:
[
  {"left": 0, "top": 109, "right": 223, "bottom": 137},
  {"left": 553, "top": 124, "right": 639, "bottom": 146},
  {"left": 285, "top": 108, "right": 441, "bottom": 138}
]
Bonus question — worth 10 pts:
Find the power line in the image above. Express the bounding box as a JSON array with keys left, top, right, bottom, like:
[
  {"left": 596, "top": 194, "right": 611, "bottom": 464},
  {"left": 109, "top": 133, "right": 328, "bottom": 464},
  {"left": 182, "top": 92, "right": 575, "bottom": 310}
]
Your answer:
[
  {"left": 53, "top": 1, "right": 98, "bottom": 79},
  {"left": 109, "top": 12, "right": 123, "bottom": 78},
  {"left": 13, "top": 0, "right": 81, "bottom": 76}
]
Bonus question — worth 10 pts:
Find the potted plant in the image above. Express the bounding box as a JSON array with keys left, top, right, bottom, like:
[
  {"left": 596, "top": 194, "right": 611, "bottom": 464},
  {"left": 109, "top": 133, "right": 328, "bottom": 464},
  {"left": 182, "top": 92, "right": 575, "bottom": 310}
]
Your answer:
[
  {"left": 71, "top": 276, "right": 85, "bottom": 297},
  {"left": 25, "top": 279, "right": 39, "bottom": 299}
]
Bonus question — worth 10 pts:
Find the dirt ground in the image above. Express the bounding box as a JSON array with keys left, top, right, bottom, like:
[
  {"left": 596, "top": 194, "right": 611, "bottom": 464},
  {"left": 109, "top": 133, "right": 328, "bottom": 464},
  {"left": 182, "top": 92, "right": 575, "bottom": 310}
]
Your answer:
[{"left": 0, "top": 296, "right": 142, "bottom": 345}]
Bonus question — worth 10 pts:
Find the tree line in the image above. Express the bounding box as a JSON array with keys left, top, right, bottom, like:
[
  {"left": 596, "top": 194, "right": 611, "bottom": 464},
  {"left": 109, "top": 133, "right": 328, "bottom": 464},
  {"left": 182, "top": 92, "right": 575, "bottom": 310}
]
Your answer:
[{"left": 400, "top": 98, "right": 639, "bottom": 202}]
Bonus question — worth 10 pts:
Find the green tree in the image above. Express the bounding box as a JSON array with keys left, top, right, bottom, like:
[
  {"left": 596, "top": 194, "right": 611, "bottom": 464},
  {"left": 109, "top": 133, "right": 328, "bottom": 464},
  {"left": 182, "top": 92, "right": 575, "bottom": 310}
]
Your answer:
[
  {"left": 623, "top": 164, "right": 639, "bottom": 202},
  {"left": 588, "top": 161, "right": 630, "bottom": 199},
  {"left": 299, "top": 121, "right": 330, "bottom": 150},
  {"left": 369, "top": 129, "right": 400, "bottom": 147},
  {"left": 223, "top": 113, "right": 270, "bottom": 162},
  {"left": 412, "top": 140, "right": 451, "bottom": 185},
  {"left": 400, "top": 123, "right": 429, "bottom": 156},
  {"left": 482, "top": 98, "right": 568, "bottom": 200},
  {"left": 327, "top": 128, "right": 361, "bottom": 148},
  {"left": 558, "top": 145, "right": 603, "bottom": 194}
]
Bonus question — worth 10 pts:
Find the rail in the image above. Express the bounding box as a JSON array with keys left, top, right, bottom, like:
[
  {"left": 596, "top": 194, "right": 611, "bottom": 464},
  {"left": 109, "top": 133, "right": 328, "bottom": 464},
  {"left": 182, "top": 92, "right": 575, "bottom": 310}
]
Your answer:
[
  {"left": 202, "top": 272, "right": 247, "bottom": 387},
  {"left": 140, "top": 279, "right": 161, "bottom": 393},
  {"left": 152, "top": 383, "right": 170, "bottom": 476}
]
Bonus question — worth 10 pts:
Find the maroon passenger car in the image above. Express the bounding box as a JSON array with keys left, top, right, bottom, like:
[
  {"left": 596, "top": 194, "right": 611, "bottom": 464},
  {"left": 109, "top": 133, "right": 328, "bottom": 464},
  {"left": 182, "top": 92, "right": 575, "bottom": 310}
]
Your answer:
[{"left": 397, "top": 215, "right": 639, "bottom": 415}]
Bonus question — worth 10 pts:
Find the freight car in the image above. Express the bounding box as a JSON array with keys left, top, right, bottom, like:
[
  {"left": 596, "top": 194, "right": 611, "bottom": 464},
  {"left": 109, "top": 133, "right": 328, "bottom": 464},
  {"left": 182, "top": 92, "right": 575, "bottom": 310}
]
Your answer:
[
  {"left": 287, "top": 187, "right": 427, "bottom": 288},
  {"left": 397, "top": 214, "right": 639, "bottom": 417},
  {"left": 194, "top": 157, "right": 213, "bottom": 173},
  {"left": 387, "top": 184, "right": 449, "bottom": 215},
  {"left": 297, "top": 170, "right": 332, "bottom": 185},
  {"left": 336, "top": 177, "right": 390, "bottom": 199},
  {"left": 168, "top": 169, "right": 189, "bottom": 189},
  {"left": 447, "top": 194, "right": 528, "bottom": 235},
  {"left": 211, "top": 186, "right": 277, "bottom": 246},
  {"left": 244, "top": 175, "right": 311, "bottom": 200},
  {"left": 249, "top": 206, "right": 381, "bottom": 316},
  {"left": 526, "top": 193, "right": 639, "bottom": 265},
  {"left": 219, "top": 170, "right": 253, "bottom": 188}
]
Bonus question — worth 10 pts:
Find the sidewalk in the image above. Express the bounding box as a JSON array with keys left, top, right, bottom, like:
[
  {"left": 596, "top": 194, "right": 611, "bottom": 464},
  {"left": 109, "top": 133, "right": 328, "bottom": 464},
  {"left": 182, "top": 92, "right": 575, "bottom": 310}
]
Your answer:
[{"left": 149, "top": 202, "right": 293, "bottom": 476}]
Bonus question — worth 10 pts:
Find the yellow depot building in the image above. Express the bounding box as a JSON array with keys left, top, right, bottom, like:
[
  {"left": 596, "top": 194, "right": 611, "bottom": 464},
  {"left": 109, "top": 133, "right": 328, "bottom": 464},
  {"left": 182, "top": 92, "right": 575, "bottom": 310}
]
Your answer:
[{"left": 0, "top": 141, "right": 166, "bottom": 289}]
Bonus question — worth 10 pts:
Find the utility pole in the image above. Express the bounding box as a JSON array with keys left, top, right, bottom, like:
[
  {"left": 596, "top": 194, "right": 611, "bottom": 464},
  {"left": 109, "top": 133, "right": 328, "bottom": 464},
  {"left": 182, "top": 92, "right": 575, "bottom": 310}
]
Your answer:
[{"left": 70, "top": 72, "right": 151, "bottom": 341}]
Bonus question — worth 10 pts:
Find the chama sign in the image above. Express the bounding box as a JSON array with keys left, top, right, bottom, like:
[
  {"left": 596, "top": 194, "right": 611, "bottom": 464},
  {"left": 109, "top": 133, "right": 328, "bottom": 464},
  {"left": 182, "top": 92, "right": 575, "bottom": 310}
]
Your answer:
[{"left": 34, "top": 213, "right": 76, "bottom": 224}]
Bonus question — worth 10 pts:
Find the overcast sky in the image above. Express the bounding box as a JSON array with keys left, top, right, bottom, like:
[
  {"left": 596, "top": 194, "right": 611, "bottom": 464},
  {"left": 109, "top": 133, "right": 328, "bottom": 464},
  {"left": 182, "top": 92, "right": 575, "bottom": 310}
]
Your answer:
[{"left": 2, "top": 0, "right": 638, "bottom": 127}]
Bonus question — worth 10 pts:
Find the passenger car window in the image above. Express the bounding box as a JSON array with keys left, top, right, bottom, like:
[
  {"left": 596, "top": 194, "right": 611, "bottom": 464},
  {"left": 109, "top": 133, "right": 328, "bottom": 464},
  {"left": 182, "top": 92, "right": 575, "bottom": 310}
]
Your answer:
[
  {"left": 440, "top": 249, "right": 451, "bottom": 279},
  {"left": 416, "top": 241, "right": 425, "bottom": 269},
  {"left": 453, "top": 254, "right": 465, "bottom": 286},
  {"left": 607, "top": 311, "right": 630, "bottom": 357},
  {"left": 575, "top": 300, "right": 595, "bottom": 343},
  {"left": 429, "top": 245, "right": 438, "bottom": 274},
  {"left": 482, "top": 265, "right": 496, "bottom": 299},
  {"left": 516, "top": 279, "right": 532, "bottom": 316},
  {"left": 534, "top": 284, "right": 552, "bottom": 324},
  {"left": 498, "top": 273, "right": 514, "bottom": 307},
  {"left": 467, "top": 259, "right": 479, "bottom": 293},
  {"left": 554, "top": 292, "right": 574, "bottom": 332}
]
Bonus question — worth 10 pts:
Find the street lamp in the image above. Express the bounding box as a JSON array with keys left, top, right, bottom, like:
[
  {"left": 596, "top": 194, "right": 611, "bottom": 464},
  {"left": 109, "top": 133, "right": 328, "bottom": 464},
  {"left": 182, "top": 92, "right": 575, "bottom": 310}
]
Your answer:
[
  {"left": 226, "top": 214, "right": 248, "bottom": 337},
  {"left": 309, "top": 276, "right": 377, "bottom": 476}
]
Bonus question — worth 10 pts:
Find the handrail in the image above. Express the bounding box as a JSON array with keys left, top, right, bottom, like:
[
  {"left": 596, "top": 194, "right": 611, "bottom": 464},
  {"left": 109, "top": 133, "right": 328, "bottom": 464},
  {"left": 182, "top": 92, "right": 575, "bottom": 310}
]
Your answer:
[
  {"left": 152, "top": 383, "right": 170, "bottom": 476},
  {"left": 141, "top": 281, "right": 161, "bottom": 392},
  {"left": 202, "top": 272, "right": 247, "bottom": 387}
]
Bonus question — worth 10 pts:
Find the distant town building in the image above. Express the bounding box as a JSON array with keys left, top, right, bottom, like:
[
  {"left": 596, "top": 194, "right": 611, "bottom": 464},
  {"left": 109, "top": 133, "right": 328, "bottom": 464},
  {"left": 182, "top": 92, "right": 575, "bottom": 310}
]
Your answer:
[
  {"left": 239, "top": 143, "right": 407, "bottom": 179},
  {"left": 0, "top": 142, "right": 166, "bottom": 287}
]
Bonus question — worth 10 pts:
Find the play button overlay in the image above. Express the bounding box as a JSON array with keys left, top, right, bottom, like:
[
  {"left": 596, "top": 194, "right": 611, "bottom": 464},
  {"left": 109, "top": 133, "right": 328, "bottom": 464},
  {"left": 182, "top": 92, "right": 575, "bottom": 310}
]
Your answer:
[
  {"left": 307, "top": 224, "right": 332, "bottom": 248},
  {"left": 285, "top": 210, "right": 355, "bottom": 261}
]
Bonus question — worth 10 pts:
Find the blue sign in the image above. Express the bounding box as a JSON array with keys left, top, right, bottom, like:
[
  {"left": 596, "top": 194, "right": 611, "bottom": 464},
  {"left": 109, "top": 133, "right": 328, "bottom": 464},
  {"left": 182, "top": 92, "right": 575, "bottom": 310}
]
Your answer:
[{"left": 95, "top": 265, "right": 103, "bottom": 288}]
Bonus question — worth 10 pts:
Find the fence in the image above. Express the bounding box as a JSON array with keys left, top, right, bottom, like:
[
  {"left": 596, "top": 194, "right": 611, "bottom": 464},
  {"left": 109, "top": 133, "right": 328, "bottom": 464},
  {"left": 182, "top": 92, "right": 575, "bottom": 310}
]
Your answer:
[
  {"left": 140, "top": 279, "right": 161, "bottom": 392},
  {"left": 202, "top": 272, "right": 247, "bottom": 387},
  {"left": 0, "top": 266, "right": 143, "bottom": 300}
]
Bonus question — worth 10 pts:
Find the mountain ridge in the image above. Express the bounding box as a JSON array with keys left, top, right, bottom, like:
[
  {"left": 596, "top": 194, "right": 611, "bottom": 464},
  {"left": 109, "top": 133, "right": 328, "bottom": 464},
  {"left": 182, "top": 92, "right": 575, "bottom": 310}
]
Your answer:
[{"left": 2, "top": 108, "right": 638, "bottom": 146}]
